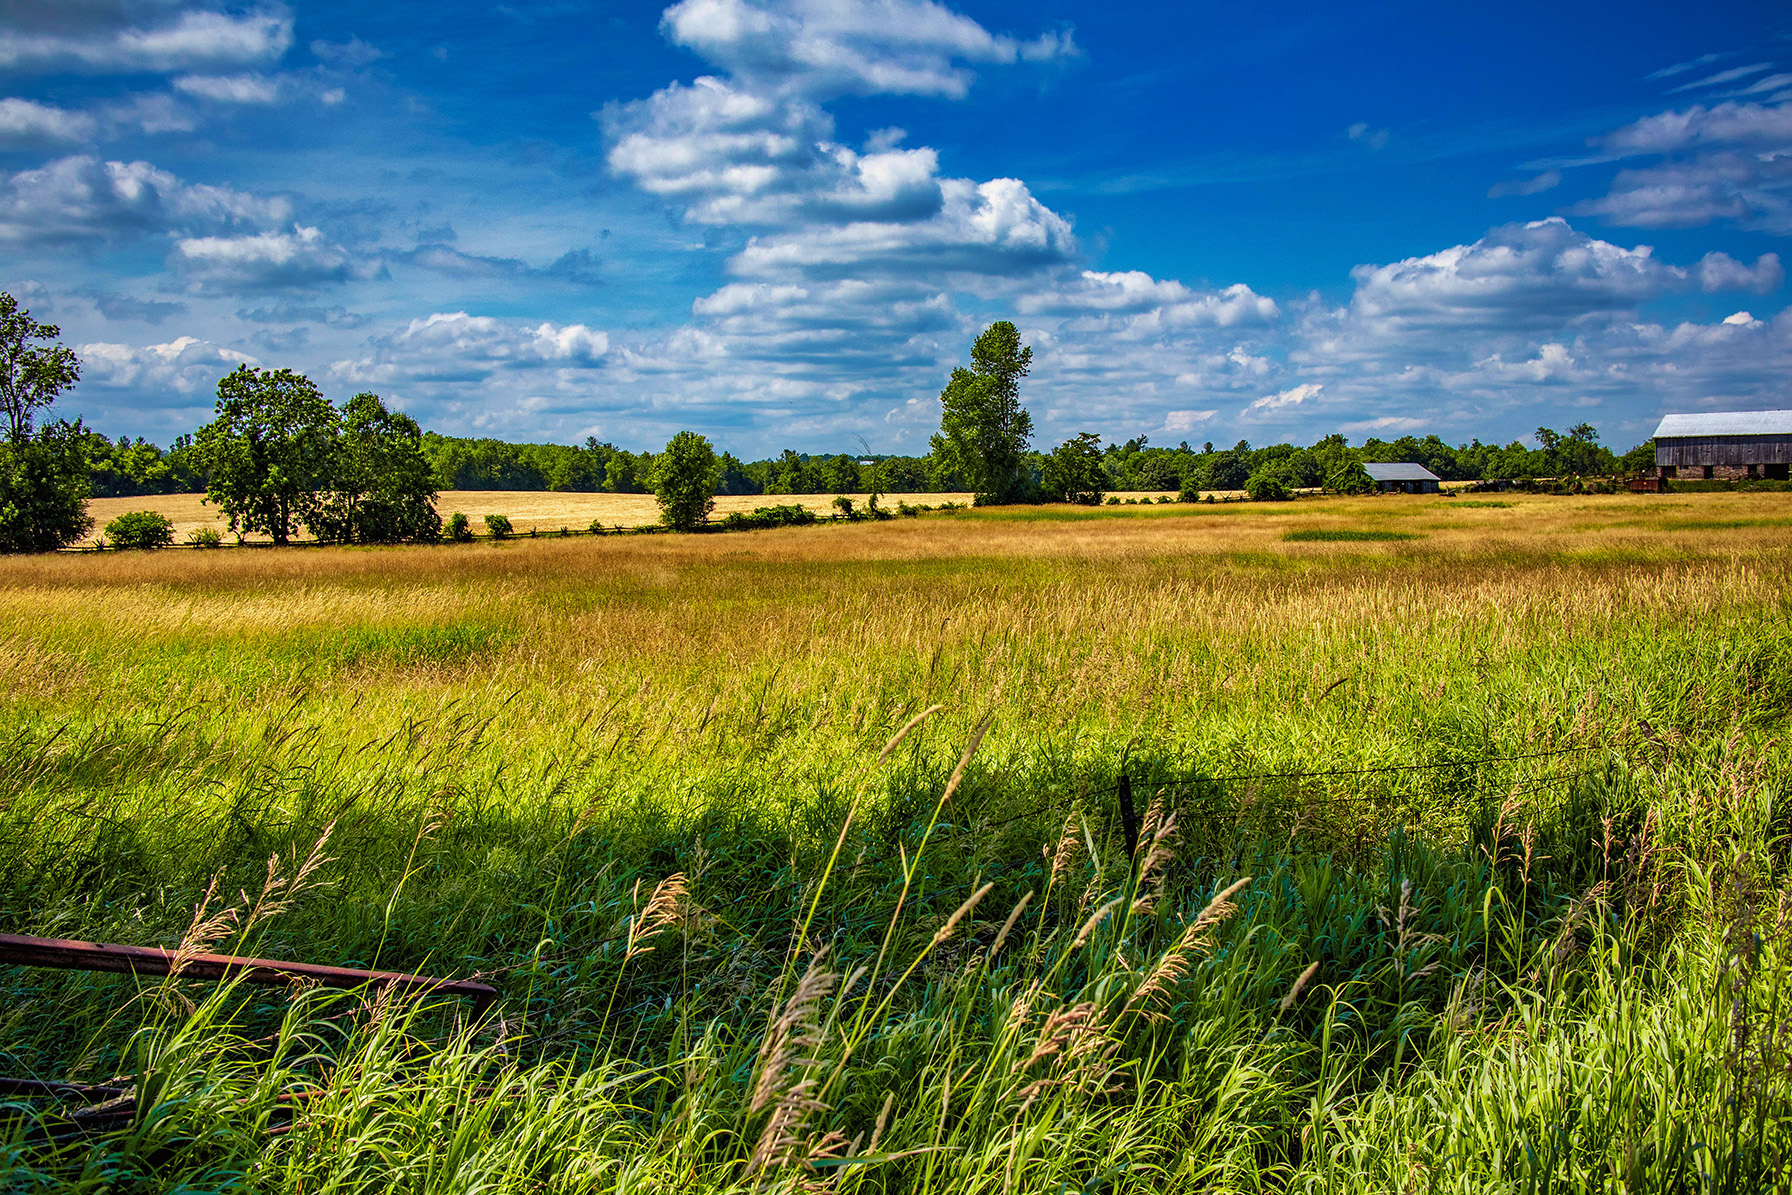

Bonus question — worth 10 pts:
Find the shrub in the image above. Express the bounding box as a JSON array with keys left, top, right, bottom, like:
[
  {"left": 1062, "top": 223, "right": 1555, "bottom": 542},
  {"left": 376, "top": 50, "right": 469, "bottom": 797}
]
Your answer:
[
  {"left": 832, "top": 495, "right": 857, "bottom": 520},
  {"left": 1106, "top": 496, "right": 1121, "bottom": 505},
  {"left": 718, "top": 504, "right": 819, "bottom": 532},
  {"left": 587, "top": 518, "right": 611, "bottom": 534},
  {"left": 896, "top": 501, "right": 920, "bottom": 518},
  {"left": 1177, "top": 476, "right": 1202, "bottom": 503},
  {"left": 104, "top": 509, "right": 175, "bottom": 550},
  {"left": 1245, "top": 469, "right": 1292, "bottom": 501},
  {"left": 446, "top": 512, "right": 472, "bottom": 542},
  {"left": 188, "top": 526, "right": 223, "bottom": 549},
  {"left": 484, "top": 514, "right": 513, "bottom": 539}
]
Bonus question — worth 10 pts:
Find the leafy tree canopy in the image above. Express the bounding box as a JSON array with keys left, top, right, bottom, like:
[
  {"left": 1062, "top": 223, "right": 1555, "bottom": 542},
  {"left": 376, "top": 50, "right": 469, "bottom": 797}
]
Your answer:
[
  {"left": 1043, "top": 433, "right": 1106, "bottom": 505},
  {"left": 311, "top": 393, "right": 441, "bottom": 544},
  {"left": 0, "top": 293, "right": 90, "bottom": 553},
  {"left": 0, "top": 293, "right": 80, "bottom": 444},
  {"left": 194, "top": 365, "right": 336, "bottom": 545},
  {"left": 931, "top": 321, "right": 1035, "bottom": 505},
  {"left": 651, "top": 430, "right": 720, "bottom": 531}
]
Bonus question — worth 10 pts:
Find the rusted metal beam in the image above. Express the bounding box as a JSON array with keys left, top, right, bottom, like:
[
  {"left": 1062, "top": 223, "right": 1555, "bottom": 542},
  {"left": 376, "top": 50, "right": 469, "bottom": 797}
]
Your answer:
[{"left": 0, "top": 933, "right": 497, "bottom": 1016}]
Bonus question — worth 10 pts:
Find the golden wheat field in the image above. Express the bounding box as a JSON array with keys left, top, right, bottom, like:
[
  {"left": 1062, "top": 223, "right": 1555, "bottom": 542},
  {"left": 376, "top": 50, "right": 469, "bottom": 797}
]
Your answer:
[{"left": 76, "top": 489, "right": 1240, "bottom": 543}]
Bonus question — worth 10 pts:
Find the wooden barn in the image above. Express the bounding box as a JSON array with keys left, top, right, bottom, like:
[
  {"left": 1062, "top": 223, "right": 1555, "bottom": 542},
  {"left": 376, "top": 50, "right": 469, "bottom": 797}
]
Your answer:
[
  {"left": 1363, "top": 462, "right": 1441, "bottom": 493},
  {"left": 1654, "top": 411, "right": 1792, "bottom": 481}
]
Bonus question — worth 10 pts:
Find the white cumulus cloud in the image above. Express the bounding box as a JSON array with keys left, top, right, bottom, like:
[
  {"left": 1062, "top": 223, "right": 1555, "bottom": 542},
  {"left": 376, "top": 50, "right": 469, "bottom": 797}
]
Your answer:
[{"left": 0, "top": 9, "right": 294, "bottom": 75}]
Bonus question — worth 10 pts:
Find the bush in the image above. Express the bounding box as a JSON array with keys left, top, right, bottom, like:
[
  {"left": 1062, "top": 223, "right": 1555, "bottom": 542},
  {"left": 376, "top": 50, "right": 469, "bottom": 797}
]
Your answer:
[
  {"left": 587, "top": 517, "right": 611, "bottom": 534},
  {"left": 832, "top": 495, "right": 856, "bottom": 520},
  {"left": 1177, "top": 476, "right": 1202, "bottom": 503},
  {"left": 446, "top": 512, "right": 472, "bottom": 542},
  {"left": 188, "top": 526, "right": 223, "bottom": 549},
  {"left": 484, "top": 514, "right": 513, "bottom": 539},
  {"left": 896, "top": 501, "right": 920, "bottom": 518},
  {"left": 718, "top": 504, "right": 819, "bottom": 532},
  {"left": 104, "top": 510, "right": 174, "bottom": 549},
  {"left": 1244, "top": 469, "right": 1292, "bottom": 501}
]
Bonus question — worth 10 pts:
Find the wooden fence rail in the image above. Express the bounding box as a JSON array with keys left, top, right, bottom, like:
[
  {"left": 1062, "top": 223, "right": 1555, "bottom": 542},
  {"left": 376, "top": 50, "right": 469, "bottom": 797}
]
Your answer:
[{"left": 0, "top": 933, "right": 497, "bottom": 1016}]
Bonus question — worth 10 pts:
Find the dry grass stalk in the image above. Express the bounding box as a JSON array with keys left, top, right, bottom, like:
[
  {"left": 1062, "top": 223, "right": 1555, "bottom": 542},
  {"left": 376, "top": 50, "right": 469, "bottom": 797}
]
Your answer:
[
  {"left": 988, "top": 890, "right": 1034, "bottom": 960},
  {"left": 931, "top": 882, "right": 994, "bottom": 947},
  {"left": 1279, "top": 961, "right": 1321, "bottom": 1014},
  {"left": 1072, "top": 897, "right": 1125, "bottom": 949},
  {"left": 747, "top": 953, "right": 839, "bottom": 1179},
  {"left": 1126, "top": 875, "right": 1253, "bottom": 1018},
  {"left": 1047, "top": 811, "right": 1082, "bottom": 890},
  {"left": 1011, "top": 1002, "right": 1121, "bottom": 1113},
  {"left": 1131, "top": 811, "right": 1178, "bottom": 916},
  {"left": 626, "top": 872, "right": 699, "bottom": 960},
  {"left": 878, "top": 704, "right": 944, "bottom": 764}
]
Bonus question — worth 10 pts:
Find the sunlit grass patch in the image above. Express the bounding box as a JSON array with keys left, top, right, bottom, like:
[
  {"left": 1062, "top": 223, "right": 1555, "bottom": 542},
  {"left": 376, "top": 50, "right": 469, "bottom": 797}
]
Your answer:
[{"left": 1282, "top": 527, "right": 1423, "bottom": 542}]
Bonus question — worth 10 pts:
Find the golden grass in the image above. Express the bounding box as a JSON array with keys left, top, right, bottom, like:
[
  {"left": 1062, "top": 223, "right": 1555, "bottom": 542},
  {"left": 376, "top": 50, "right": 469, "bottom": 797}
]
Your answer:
[
  {"left": 7, "top": 491, "right": 1788, "bottom": 751},
  {"left": 82, "top": 490, "right": 1217, "bottom": 543},
  {"left": 85, "top": 490, "right": 992, "bottom": 542}
]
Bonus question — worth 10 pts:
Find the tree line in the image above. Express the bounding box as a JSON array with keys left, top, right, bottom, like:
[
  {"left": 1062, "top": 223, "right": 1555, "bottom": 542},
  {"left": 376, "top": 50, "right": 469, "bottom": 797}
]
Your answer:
[{"left": 2, "top": 290, "right": 1660, "bottom": 553}]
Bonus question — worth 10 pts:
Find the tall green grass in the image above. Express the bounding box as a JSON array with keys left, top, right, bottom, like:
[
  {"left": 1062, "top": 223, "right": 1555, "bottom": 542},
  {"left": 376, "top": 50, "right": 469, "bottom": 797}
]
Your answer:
[{"left": 2, "top": 504, "right": 1790, "bottom": 1192}]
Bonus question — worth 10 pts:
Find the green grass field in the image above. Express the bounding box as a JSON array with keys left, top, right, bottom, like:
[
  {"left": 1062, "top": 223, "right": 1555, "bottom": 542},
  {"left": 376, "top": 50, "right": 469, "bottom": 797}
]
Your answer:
[{"left": 3, "top": 491, "right": 1790, "bottom": 1193}]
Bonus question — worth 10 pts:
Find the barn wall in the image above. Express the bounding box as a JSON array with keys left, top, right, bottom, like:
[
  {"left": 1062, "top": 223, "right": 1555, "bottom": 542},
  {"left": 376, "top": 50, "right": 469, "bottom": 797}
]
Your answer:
[{"left": 1656, "top": 435, "right": 1792, "bottom": 467}]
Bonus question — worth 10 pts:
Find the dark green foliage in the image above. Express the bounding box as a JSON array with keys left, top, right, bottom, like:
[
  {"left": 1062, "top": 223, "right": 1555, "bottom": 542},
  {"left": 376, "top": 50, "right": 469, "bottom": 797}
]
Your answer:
[
  {"left": 189, "top": 526, "right": 222, "bottom": 549},
  {"left": 0, "top": 293, "right": 91, "bottom": 554},
  {"left": 0, "top": 420, "right": 93, "bottom": 553},
  {"left": 932, "top": 321, "right": 1035, "bottom": 505},
  {"left": 651, "top": 431, "right": 720, "bottom": 531},
  {"left": 1043, "top": 433, "right": 1106, "bottom": 504},
  {"left": 483, "top": 513, "right": 513, "bottom": 539},
  {"left": 446, "top": 511, "right": 472, "bottom": 541},
  {"left": 1177, "top": 474, "right": 1201, "bottom": 502},
  {"left": 1535, "top": 423, "right": 1617, "bottom": 477},
  {"left": 717, "top": 503, "right": 818, "bottom": 531},
  {"left": 194, "top": 366, "right": 336, "bottom": 545},
  {"left": 1244, "top": 466, "right": 1293, "bottom": 501},
  {"left": 1620, "top": 438, "right": 1657, "bottom": 475},
  {"left": 715, "top": 452, "right": 762, "bottom": 496},
  {"left": 0, "top": 292, "right": 81, "bottom": 444},
  {"left": 310, "top": 394, "right": 441, "bottom": 545},
  {"left": 104, "top": 510, "right": 175, "bottom": 549},
  {"left": 81, "top": 432, "right": 205, "bottom": 497}
]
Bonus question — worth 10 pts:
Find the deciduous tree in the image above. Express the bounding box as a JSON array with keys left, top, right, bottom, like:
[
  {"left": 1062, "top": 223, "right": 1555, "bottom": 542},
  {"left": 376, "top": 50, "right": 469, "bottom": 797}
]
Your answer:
[
  {"left": 0, "top": 293, "right": 91, "bottom": 553},
  {"left": 651, "top": 430, "right": 720, "bottom": 531},
  {"left": 0, "top": 293, "right": 80, "bottom": 443},
  {"left": 1043, "top": 433, "right": 1106, "bottom": 504},
  {"left": 311, "top": 393, "right": 441, "bottom": 544},
  {"left": 194, "top": 365, "right": 336, "bottom": 545}
]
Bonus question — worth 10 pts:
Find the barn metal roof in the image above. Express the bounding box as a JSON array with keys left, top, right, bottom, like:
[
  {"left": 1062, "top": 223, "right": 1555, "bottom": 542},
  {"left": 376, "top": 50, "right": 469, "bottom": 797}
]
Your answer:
[
  {"left": 1653, "top": 410, "right": 1792, "bottom": 438},
  {"left": 1363, "top": 462, "right": 1440, "bottom": 482}
]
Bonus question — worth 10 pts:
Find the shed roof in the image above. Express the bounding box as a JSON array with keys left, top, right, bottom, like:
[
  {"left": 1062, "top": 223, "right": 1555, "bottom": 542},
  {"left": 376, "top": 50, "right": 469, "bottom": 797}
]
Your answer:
[
  {"left": 1653, "top": 410, "right": 1792, "bottom": 438},
  {"left": 1363, "top": 462, "right": 1440, "bottom": 482}
]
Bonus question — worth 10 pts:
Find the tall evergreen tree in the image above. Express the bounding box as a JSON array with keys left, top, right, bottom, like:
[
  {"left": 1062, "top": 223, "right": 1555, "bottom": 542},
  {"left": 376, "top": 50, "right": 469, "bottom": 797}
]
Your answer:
[{"left": 930, "top": 321, "right": 1035, "bottom": 505}]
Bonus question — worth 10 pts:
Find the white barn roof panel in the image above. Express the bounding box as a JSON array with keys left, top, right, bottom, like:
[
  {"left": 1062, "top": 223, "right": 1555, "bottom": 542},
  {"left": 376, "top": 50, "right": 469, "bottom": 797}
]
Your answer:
[{"left": 1653, "top": 410, "right": 1792, "bottom": 438}]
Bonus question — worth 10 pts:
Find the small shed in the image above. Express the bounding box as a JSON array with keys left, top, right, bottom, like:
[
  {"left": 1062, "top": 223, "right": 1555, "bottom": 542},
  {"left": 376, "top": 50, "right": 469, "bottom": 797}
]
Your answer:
[
  {"left": 1653, "top": 411, "right": 1792, "bottom": 481},
  {"left": 1364, "top": 462, "right": 1441, "bottom": 494}
]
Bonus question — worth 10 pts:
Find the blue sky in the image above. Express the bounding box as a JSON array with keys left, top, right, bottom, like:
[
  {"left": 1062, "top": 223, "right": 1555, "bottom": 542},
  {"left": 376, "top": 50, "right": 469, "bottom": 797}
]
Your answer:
[{"left": 3, "top": 0, "right": 1788, "bottom": 456}]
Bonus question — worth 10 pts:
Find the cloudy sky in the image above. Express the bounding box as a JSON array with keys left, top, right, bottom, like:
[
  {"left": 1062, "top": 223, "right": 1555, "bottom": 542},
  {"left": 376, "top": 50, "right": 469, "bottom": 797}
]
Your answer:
[{"left": 3, "top": 0, "right": 1788, "bottom": 455}]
